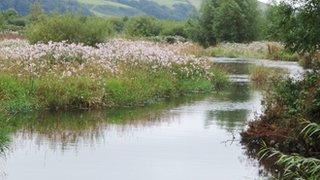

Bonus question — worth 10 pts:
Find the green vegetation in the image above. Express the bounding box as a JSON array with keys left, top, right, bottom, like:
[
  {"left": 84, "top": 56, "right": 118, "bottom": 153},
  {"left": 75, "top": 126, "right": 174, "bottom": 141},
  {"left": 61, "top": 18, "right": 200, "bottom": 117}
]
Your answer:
[
  {"left": 249, "top": 66, "right": 286, "bottom": 87},
  {"left": 206, "top": 42, "right": 299, "bottom": 61},
  {"left": 124, "top": 16, "right": 161, "bottom": 37},
  {"left": 25, "top": 14, "right": 114, "bottom": 46},
  {"left": 0, "top": 0, "right": 197, "bottom": 20},
  {"left": 0, "top": 65, "right": 228, "bottom": 113},
  {"left": 241, "top": 0, "right": 320, "bottom": 178},
  {"left": 186, "top": 0, "right": 260, "bottom": 47}
]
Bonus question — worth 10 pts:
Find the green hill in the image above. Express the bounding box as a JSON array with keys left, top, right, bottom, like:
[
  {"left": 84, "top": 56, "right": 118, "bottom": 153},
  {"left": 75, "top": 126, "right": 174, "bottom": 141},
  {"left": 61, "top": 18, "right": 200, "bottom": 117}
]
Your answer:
[
  {"left": 76, "top": 0, "right": 198, "bottom": 20},
  {"left": 0, "top": 0, "right": 269, "bottom": 20}
]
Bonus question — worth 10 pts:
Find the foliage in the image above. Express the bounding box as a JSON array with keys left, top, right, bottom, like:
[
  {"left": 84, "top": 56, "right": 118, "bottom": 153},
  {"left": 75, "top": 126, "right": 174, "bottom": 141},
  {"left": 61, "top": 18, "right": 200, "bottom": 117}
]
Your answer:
[
  {"left": 213, "top": 0, "right": 259, "bottom": 43},
  {"left": 259, "top": 143, "right": 320, "bottom": 179},
  {"left": 25, "top": 14, "right": 114, "bottom": 46},
  {"left": 243, "top": 71, "right": 320, "bottom": 178},
  {"left": 124, "top": 16, "right": 161, "bottom": 37},
  {"left": 265, "top": 0, "right": 320, "bottom": 54},
  {"left": 106, "top": 17, "right": 126, "bottom": 33},
  {"left": 160, "top": 20, "right": 187, "bottom": 38},
  {"left": 185, "top": 0, "right": 218, "bottom": 47},
  {"left": 186, "top": 0, "right": 260, "bottom": 47},
  {"left": 263, "top": 2, "right": 286, "bottom": 41}
]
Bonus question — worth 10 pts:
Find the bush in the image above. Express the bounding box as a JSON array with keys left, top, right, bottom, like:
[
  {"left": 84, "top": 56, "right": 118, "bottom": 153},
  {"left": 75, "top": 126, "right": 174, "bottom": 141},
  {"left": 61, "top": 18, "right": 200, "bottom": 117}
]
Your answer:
[
  {"left": 106, "top": 17, "right": 126, "bottom": 33},
  {"left": 124, "top": 16, "right": 161, "bottom": 37},
  {"left": 25, "top": 14, "right": 115, "bottom": 46},
  {"left": 160, "top": 20, "right": 187, "bottom": 38}
]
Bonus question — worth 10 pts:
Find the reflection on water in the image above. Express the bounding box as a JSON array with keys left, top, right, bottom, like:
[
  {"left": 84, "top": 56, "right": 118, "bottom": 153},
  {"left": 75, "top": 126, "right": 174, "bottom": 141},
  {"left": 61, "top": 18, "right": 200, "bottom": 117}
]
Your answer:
[
  {"left": 206, "top": 109, "right": 249, "bottom": 132},
  {"left": 0, "top": 59, "right": 275, "bottom": 180}
]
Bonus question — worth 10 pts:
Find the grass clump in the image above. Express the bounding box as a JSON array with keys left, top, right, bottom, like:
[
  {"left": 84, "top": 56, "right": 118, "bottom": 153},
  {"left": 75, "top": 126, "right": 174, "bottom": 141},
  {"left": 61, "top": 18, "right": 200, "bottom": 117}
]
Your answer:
[{"left": 249, "top": 66, "right": 287, "bottom": 87}]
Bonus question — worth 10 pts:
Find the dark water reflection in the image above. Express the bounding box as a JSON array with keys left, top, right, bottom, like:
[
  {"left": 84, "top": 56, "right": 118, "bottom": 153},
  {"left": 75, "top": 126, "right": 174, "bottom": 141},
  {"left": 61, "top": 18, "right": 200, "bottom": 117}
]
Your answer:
[{"left": 0, "top": 60, "right": 273, "bottom": 180}]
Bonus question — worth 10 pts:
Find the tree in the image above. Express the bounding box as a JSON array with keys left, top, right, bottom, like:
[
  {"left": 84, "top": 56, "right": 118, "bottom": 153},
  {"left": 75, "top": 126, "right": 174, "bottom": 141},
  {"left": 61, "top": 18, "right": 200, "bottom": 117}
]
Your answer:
[
  {"left": 282, "top": 0, "right": 320, "bottom": 54},
  {"left": 263, "top": 2, "right": 284, "bottom": 41},
  {"left": 214, "top": 0, "right": 259, "bottom": 42},
  {"left": 198, "top": 0, "right": 219, "bottom": 46},
  {"left": 185, "top": 0, "right": 260, "bottom": 46}
]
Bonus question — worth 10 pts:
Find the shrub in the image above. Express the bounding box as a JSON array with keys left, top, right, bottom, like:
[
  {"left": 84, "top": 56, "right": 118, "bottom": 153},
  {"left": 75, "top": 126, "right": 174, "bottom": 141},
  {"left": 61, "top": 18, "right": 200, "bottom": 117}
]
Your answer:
[
  {"left": 124, "top": 16, "right": 161, "bottom": 37},
  {"left": 106, "top": 17, "right": 126, "bottom": 33},
  {"left": 25, "top": 14, "right": 114, "bottom": 46},
  {"left": 160, "top": 20, "right": 187, "bottom": 37}
]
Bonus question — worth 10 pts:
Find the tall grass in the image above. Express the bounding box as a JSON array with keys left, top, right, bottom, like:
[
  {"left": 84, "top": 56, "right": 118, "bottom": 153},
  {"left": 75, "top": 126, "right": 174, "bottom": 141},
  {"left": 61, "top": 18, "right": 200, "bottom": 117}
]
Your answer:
[{"left": 249, "top": 66, "right": 287, "bottom": 87}]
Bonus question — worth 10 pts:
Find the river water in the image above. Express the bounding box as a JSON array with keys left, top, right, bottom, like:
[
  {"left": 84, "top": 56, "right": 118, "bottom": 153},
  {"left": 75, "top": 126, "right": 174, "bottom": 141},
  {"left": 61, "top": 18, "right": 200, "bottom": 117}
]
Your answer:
[{"left": 0, "top": 58, "right": 303, "bottom": 180}]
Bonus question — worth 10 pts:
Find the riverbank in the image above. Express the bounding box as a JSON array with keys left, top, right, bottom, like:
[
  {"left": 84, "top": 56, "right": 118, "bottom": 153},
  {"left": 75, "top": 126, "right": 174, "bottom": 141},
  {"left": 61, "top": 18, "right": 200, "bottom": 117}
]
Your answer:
[
  {"left": 206, "top": 42, "right": 299, "bottom": 61},
  {"left": 241, "top": 71, "right": 320, "bottom": 178},
  {"left": 0, "top": 39, "right": 229, "bottom": 113}
]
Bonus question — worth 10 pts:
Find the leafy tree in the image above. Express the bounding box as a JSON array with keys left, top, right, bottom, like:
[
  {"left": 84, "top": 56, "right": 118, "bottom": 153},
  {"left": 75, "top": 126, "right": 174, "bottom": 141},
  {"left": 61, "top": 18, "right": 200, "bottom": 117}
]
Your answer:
[
  {"left": 214, "top": 0, "right": 259, "bottom": 42},
  {"left": 198, "top": 0, "right": 219, "bottom": 46},
  {"left": 281, "top": 0, "right": 320, "bottom": 54},
  {"left": 265, "top": 0, "right": 319, "bottom": 54},
  {"left": 186, "top": 0, "right": 260, "bottom": 46}
]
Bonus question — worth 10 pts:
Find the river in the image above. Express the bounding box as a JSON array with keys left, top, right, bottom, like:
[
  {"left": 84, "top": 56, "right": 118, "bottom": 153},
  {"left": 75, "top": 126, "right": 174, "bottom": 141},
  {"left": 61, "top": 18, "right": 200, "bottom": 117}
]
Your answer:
[{"left": 0, "top": 58, "right": 303, "bottom": 180}]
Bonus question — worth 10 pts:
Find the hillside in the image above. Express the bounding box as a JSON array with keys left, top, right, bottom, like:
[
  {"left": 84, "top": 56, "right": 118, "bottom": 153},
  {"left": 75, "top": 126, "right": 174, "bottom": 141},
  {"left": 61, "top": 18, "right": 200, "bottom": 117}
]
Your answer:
[
  {"left": 76, "top": 0, "right": 197, "bottom": 20},
  {"left": 0, "top": 0, "right": 269, "bottom": 20}
]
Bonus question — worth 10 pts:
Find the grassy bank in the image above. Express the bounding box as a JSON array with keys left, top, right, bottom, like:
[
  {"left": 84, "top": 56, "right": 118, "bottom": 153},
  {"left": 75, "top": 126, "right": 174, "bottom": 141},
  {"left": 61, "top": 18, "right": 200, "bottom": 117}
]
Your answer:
[
  {"left": 241, "top": 71, "right": 320, "bottom": 178},
  {"left": 0, "top": 39, "right": 229, "bottom": 113},
  {"left": 249, "top": 66, "right": 287, "bottom": 87},
  {"left": 206, "top": 42, "right": 299, "bottom": 61}
]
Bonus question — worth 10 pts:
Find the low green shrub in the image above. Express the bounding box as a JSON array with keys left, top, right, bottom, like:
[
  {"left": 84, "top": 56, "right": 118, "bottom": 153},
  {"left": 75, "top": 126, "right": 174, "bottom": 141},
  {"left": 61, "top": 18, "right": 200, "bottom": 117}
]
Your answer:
[
  {"left": 160, "top": 20, "right": 187, "bottom": 38},
  {"left": 25, "top": 14, "right": 114, "bottom": 46},
  {"left": 124, "top": 16, "right": 161, "bottom": 37}
]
